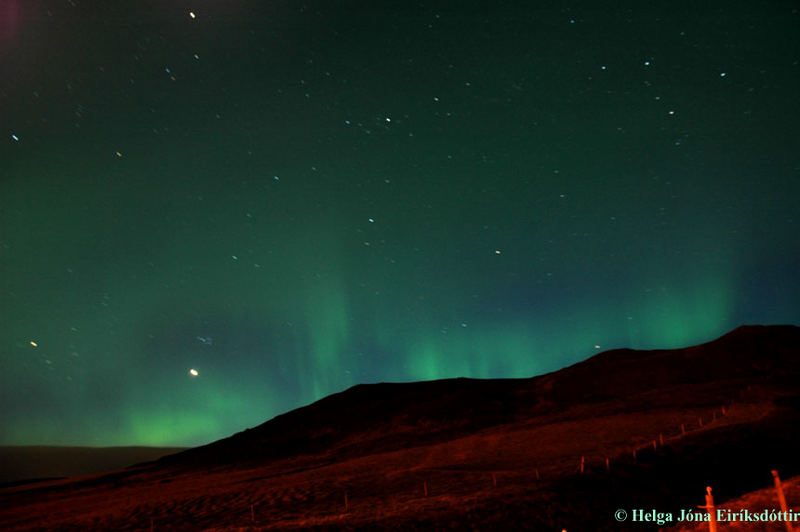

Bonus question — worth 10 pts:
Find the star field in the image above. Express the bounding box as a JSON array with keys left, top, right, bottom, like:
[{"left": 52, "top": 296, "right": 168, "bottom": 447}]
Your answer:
[{"left": 1, "top": 1, "right": 798, "bottom": 446}]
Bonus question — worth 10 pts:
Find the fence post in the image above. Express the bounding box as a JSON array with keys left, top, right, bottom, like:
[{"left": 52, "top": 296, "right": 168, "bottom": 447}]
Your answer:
[
  {"left": 659, "top": 433, "right": 664, "bottom": 446},
  {"left": 605, "top": 457, "right": 610, "bottom": 472},
  {"left": 772, "top": 470, "right": 794, "bottom": 532},
  {"left": 697, "top": 486, "right": 718, "bottom": 532},
  {"left": 681, "top": 423, "right": 685, "bottom": 435},
  {"left": 580, "top": 456, "right": 585, "bottom": 474}
]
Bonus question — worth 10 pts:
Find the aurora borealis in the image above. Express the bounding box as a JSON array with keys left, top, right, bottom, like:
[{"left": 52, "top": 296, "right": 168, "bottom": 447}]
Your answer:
[{"left": 1, "top": 1, "right": 798, "bottom": 447}]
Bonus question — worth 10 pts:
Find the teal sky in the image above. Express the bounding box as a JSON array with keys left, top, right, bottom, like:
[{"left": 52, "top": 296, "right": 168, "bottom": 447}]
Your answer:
[{"left": 1, "top": 1, "right": 798, "bottom": 447}]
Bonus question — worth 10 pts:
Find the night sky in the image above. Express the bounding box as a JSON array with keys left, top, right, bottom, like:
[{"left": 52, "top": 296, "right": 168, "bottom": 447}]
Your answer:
[{"left": 1, "top": 1, "right": 798, "bottom": 447}]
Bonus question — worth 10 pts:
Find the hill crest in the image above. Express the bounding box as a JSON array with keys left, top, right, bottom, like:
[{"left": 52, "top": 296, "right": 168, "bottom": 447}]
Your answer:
[{"left": 162, "top": 324, "right": 800, "bottom": 467}]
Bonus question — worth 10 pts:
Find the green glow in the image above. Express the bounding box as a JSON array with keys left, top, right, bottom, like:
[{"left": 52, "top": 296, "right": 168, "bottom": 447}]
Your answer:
[
  {"left": 127, "top": 409, "right": 224, "bottom": 447},
  {"left": 302, "top": 277, "right": 354, "bottom": 400},
  {"left": 406, "top": 341, "right": 444, "bottom": 381},
  {"left": 404, "top": 319, "right": 599, "bottom": 383},
  {"left": 625, "top": 264, "right": 737, "bottom": 350}
]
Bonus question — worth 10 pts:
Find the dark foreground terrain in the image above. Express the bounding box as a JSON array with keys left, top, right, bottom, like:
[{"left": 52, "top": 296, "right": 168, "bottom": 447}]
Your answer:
[
  {"left": 672, "top": 473, "right": 800, "bottom": 532},
  {"left": 1, "top": 325, "right": 798, "bottom": 531}
]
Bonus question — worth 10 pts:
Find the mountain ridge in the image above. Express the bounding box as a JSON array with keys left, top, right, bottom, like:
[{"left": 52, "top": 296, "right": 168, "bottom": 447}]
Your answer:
[{"left": 160, "top": 324, "right": 800, "bottom": 468}]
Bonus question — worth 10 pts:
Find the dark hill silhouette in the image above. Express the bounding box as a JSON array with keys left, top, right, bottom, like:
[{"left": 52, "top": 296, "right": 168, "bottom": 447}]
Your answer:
[
  {"left": 162, "top": 324, "right": 800, "bottom": 468},
  {"left": 535, "top": 324, "right": 800, "bottom": 404},
  {"left": 2, "top": 324, "right": 799, "bottom": 531}
]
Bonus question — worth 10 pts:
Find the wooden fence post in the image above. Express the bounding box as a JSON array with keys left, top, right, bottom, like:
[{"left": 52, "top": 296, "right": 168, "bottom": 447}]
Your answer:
[
  {"left": 580, "top": 456, "right": 585, "bottom": 474},
  {"left": 697, "top": 486, "right": 718, "bottom": 532},
  {"left": 605, "top": 457, "right": 610, "bottom": 472},
  {"left": 772, "top": 470, "right": 794, "bottom": 532},
  {"left": 659, "top": 433, "right": 664, "bottom": 446},
  {"left": 681, "top": 423, "right": 686, "bottom": 435}
]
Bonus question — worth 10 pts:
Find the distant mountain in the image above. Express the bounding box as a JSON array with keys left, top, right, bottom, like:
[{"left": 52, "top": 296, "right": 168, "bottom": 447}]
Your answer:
[
  {"left": 2, "top": 324, "right": 799, "bottom": 531},
  {"left": 0, "top": 446, "right": 187, "bottom": 485}
]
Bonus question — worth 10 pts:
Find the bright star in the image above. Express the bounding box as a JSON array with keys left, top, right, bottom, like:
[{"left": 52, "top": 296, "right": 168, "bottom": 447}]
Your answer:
[{"left": 189, "top": 368, "right": 199, "bottom": 377}]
